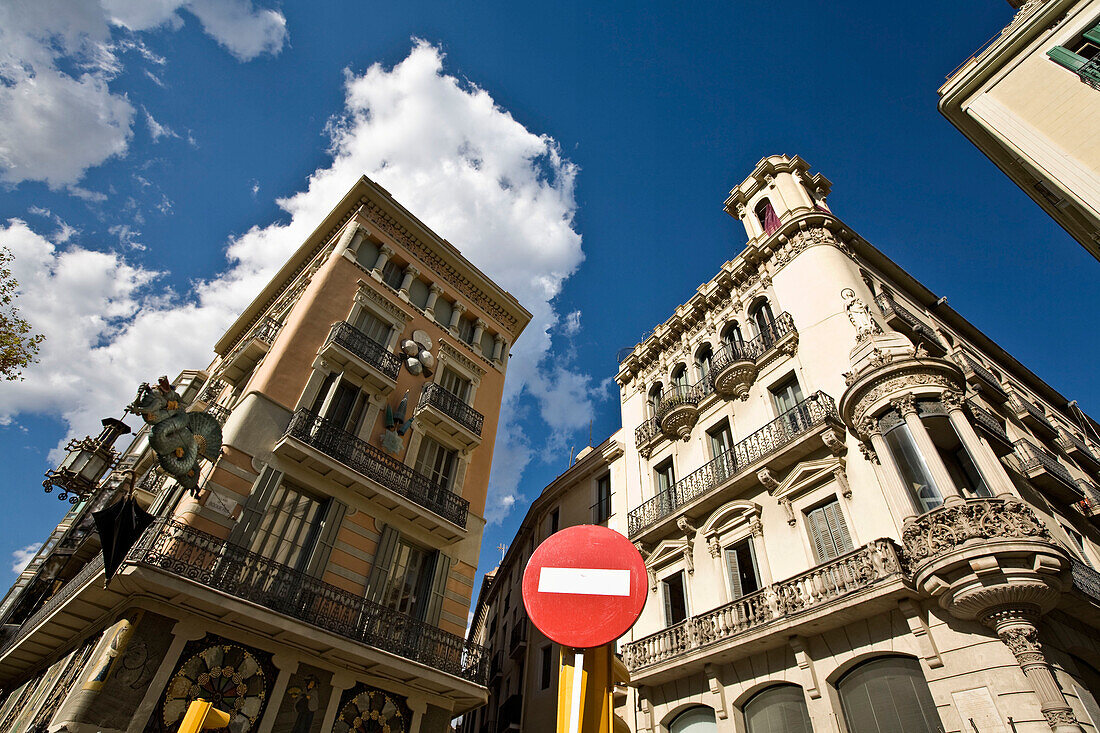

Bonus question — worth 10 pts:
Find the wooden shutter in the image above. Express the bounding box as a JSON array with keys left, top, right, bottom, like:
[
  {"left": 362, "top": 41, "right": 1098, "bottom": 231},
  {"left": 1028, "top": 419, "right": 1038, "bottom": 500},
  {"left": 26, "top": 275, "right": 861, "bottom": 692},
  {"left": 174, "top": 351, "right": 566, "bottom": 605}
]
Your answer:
[
  {"left": 725, "top": 548, "right": 743, "bottom": 600},
  {"left": 1087, "top": 24, "right": 1100, "bottom": 45},
  {"left": 365, "top": 525, "right": 400, "bottom": 603},
  {"left": 424, "top": 552, "right": 452, "bottom": 625},
  {"left": 824, "top": 500, "right": 854, "bottom": 555},
  {"left": 806, "top": 506, "right": 830, "bottom": 563},
  {"left": 227, "top": 467, "right": 282, "bottom": 547},
  {"left": 662, "top": 577, "right": 674, "bottom": 625},
  {"left": 1048, "top": 46, "right": 1087, "bottom": 71},
  {"left": 304, "top": 499, "right": 347, "bottom": 578}
]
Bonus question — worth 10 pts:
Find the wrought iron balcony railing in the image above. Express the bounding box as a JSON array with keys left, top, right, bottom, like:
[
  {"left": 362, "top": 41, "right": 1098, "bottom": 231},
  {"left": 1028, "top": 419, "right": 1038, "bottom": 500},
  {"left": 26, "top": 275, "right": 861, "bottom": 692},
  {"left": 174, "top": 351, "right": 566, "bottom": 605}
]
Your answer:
[
  {"left": 1071, "top": 558, "right": 1100, "bottom": 603},
  {"left": 1080, "top": 55, "right": 1100, "bottom": 91},
  {"left": 1058, "top": 429, "right": 1100, "bottom": 467},
  {"left": 325, "top": 321, "right": 401, "bottom": 381},
  {"left": 635, "top": 416, "right": 661, "bottom": 448},
  {"left": 205, "top": 403, "right": 231, "bottom": 426},
  {"left": 253, "top": 316, "right": 282, "bottom": 345},
  {"left": 137, "top": 468, "right": 169, "bottom": 495},
  {"left": 655, "top": 382, "right": 706, "bottom": 421},
  {"left": 418, "top": 383, "right": 484, "bottom": 437},
  {"left": 1007, "top": 390, "right": 1057, "bottom": 435},
  {"left": 127, "top": 518, "right": 487, "bottom": 683},
  {"left": 285, "top": 409, "right": 469, "bottom": 528},
  {"left": 509, "top": 618, "right": 527, "bottom": 654},
  {"left": 952, "top": 353, "right": 1007, "bottom": 401},
  {"left": 621, "top": 540, "right": 902, "bottom": 671},
  {"left": 873, "top": 293, "right": 943, "bottom": 349},
  {"left": 628, "top": 392, "right": 840, "bottom": 536},
  {"left": 709, "top": 313, "right": 797, "bottom": 377},
  {"left": 0, "top": 554, "right": 105, "bottom": 658},
  {"left": 199, "top": 379, "right": 227, "bottom": 404},
  {"left": 1012, "top": 438, "right": 1077, "bottom": 489}
]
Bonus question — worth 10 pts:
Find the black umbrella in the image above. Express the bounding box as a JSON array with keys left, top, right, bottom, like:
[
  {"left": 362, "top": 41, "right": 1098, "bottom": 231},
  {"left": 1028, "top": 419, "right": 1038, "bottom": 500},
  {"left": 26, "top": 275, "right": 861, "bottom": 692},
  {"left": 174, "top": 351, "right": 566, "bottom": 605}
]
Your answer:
[{"left": 93, "top": 494, "right": 155, "bottom": 586}]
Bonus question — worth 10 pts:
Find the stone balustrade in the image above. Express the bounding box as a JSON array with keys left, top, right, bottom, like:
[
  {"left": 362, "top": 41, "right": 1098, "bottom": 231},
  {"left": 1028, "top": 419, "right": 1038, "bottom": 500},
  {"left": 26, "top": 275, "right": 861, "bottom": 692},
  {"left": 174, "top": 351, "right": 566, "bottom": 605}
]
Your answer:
[{"left": 901, "top": 497, "right": 1051, "bottom": 568}]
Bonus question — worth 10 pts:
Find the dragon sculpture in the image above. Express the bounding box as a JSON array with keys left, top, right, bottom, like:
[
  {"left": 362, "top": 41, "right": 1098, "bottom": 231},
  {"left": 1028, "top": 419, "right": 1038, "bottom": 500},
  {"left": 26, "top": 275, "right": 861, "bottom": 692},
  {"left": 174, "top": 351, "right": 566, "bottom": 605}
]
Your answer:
[{"left": 127, "top": 377, "right": 223, "bottom": 496}]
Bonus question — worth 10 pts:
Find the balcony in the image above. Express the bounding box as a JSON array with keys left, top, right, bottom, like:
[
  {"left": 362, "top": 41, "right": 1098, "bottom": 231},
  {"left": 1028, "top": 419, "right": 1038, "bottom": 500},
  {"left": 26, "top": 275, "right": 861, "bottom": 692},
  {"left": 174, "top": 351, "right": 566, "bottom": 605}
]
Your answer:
[
  {"left": 1080, "top": 56, "right": 1100, "bottom": 91},
  {"left": 635, "top": 416, "right": 662, "bottom": 455},
  {"left": 126, "top": 518, "right": 487, "bottom": 684},
  {"left": 198, "top": 378, "right": 227, "bottom": 405},
  {"left": 655, "top": 382, "right": 705, "bottom": 441},
  {"left": 205, "top": 403, "right": 231, "bottom": 426},
  {"left": 1009, "top": 439, "right": 1084, "bottom": 504},
  {"left": 319, "top": 321, "right": 401, "bottom": 396},
  {"left": 628, "top": 392, "right": 843, "bottom": 541},
  {"left": 952, "top": 353, "right": 1007, "bottom": 403},
  {"left": 221, "top": 317, "right": 282, "bottom": 385},
  {"left": 710, "top": 313, "right": 799, "bottom": 391},
  {"left": 415, "top": 383, "right": 484, "bottom": 451},
  {"left": 508, "top": 618, "right": 527, "bottom": 660},
  {"left": 276, "top": 409, "right": 469, "bottom": 539},
  {"left": 874, "top": 293, "right": 945, "bottom": 355},
  {"left": 1058, "top": 429, "right": 1100, "bottom": 474},
  {"left": 621, "top": 540, "right": 904, "bottom": 681},
  {"left": 1007, "top": 390, "right": 1057, "bottom": 439},
  {"left": 967, "top": 400, "right": 1014, "bottom": 457}
]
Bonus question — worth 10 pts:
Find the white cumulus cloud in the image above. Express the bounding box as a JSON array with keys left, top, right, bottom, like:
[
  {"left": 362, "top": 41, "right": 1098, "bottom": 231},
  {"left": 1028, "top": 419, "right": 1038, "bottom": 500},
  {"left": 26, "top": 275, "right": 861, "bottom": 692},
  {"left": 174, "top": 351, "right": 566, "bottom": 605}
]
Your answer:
[
  {"left": 1, "top": 41, "right": 595, "bottom": 524},
  {"left": 10, "top": 544, "right": 41, "bottom": 575}
]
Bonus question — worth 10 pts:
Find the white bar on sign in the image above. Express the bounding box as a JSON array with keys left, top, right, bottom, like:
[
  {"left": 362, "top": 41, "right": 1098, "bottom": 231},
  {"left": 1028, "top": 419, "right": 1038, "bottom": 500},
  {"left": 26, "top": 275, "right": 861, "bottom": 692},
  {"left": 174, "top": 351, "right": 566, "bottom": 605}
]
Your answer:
[{"left": 538, "top": 567, "right": 631, "bottom": 596}]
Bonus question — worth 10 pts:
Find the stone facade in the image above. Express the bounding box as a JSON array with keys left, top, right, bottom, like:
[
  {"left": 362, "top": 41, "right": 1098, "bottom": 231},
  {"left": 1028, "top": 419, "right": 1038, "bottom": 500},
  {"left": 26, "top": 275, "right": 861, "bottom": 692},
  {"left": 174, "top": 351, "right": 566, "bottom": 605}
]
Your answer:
[{"left": 0, "top": 175, "right": 531, "bottom": 733}]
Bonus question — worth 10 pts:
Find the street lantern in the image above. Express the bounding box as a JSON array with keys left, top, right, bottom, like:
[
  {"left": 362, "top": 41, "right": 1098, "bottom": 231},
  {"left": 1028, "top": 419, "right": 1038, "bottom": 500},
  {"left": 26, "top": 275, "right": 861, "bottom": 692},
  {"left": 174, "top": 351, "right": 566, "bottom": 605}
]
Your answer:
[{"left": 42, "top": 418, "right": 131, "bottom": 503}]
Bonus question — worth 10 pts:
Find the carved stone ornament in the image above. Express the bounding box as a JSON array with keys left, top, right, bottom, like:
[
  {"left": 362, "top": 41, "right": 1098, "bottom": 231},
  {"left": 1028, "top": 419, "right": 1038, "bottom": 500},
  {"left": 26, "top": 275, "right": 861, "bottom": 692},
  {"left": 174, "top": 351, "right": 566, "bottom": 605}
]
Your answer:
[
  {"left": 901, "top": 497, "right": 1052, "bottom": 567},
  {"left": 847, "top": 367, "right": 961, "bottom": 430},
  {"left": 859, "top": 441, "right": 878, "bottom": 465},
  {"left": 757, "top": 468, "right": 779, "bottom": 491},
  {"left": 779, "top": 497, "right": 796, "bottom": 526},
  {"left": 834, "top": 466, "right": 852, "bottom": 499},
  {"left": 998, "top": 626, "right": 1046, "bottom": 666},
  {"left": 941, "top": 390, "right": 965, "bottom": 412},
  {"left": 1043, "top": 709, "right": 1081, "bottom": 728},
  {"left": 867, "top": 348, "right": 894, "bottom": 370},
  {"left": 707, "top": 537, "right": 720, "bottom": 558},
  {"left": 890, "top": 393, "right": 918, "bottom": 417},
  {"left": 822, "top": 431, "right": 846, "bottom": 456},
  {"left": 842, "top": 288, "right": 882, "bottom": 342},
  {"left": 712, "top": 361, "right": 757, "bottom": 400}
]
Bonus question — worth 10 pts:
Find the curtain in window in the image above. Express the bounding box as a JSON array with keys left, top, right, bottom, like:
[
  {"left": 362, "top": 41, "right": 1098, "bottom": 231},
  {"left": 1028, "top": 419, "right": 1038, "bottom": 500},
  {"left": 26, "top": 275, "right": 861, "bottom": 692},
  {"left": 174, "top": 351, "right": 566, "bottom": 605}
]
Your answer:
[
  {"left": 838, "top": 656, "right": 940, "bottom": 733},
  {"left": 744, "top": 685, "right": 812, "bottom": 733},
  {"left": 806, "top": 499, "right": 853, "bottom": 562}
]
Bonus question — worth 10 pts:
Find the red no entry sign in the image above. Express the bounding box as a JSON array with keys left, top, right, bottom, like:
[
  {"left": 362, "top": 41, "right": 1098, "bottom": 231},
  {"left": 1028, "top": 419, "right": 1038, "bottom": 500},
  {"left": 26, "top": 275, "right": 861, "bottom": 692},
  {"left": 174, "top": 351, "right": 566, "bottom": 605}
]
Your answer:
[{"left": 522, "top": 525, "right": 647, "bottom": 649}]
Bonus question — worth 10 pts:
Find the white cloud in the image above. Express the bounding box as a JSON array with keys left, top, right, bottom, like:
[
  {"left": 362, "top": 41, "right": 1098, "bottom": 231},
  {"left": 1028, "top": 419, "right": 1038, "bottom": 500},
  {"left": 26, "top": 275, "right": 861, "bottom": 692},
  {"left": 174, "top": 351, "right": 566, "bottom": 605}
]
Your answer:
[
  {"left": 143, "top": 107, "right": 177, "bottom": 142},
  {"left": 0, "top": 40, "right": 592, "bottom": 526},
  {"left": 562, "top": 309, "right": 582, "bottom": 336},
  {"left": 0, "top": 0, "right": 286, "bottom": 189},
  {"left": 10, "top": 544, "right": 41, "bottom": 575}
]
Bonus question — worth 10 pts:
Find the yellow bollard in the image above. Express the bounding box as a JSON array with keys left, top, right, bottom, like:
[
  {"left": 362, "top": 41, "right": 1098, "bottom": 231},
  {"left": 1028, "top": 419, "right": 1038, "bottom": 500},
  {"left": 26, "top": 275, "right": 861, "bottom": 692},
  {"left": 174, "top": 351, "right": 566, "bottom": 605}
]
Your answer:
[
  {"left": 557, "top": 644, "right": 630, "bottom": 733},
  {"left": 177, "top": 698, "right": 231, "bottom": 732}
]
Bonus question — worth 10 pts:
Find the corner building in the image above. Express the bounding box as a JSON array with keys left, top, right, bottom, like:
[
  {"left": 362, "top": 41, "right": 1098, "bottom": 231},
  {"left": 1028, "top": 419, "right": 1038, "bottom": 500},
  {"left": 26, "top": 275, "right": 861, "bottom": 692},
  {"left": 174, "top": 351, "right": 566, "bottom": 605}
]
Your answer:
[
  {"left": 0, "top": 176, "right": 530, "bottom": 732},
  {"left": 612, "top": 155, "right": 1100, "bottom": 733}
]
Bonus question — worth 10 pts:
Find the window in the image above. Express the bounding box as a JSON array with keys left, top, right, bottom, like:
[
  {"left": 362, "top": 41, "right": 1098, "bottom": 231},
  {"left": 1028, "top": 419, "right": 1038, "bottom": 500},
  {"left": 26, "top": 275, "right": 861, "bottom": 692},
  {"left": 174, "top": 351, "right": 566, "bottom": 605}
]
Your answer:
[
  {"left": 671, "top": 364, "right": 689, "bottom": 393},
  {"left": 755, "top": 198, "right": 781, "bottom": 236},
  {"left": 548, "top": 507, "right": 560, "bottom": 535},
  {"left": 647, "top": 383, "right": 664, "bottom": 418},
  {"left": 882, "top": 417, "right": 943, "bottom": 513},
  {"left": 707, "top": 420, "right": 733, "bottom": 458},
  {"left": 695, "top": 344, "right": 713, "bottom": 382},
  {"left": 1063, "top": 523, "right": 1091, "bottom": 566},
  {"left": 325, "top": 379, "right": 369, "bottom": 435},
  {"left": 593, "top": 474, "right": 612, "bottom": 523},
  {"left": 439, "top": 366, "right": 472, "bottom": 403},
  {"left": 353, "top": 308, "right": 391, "bottom": 347},
  {"left": 723, "top": 322, "right": 745, "bottom": 350},
  {"left": 922, "top": 412, "right": 991, "bottom": 499},
  {"left": 415, "top": 435, "right": 458, "bottom": 489},
  {"left": 838, "top": 656, "right": 941, "bottom": 733},
  {"left": 805, "top": 498, "right": 854, "bottom": 562},
  {"left": 1048, "top": 22, "right": 1100, "bottom": 81},
  {"left": 655, "top": 458, "right": 676, "bottom": 494},
  {"left": 248, "top": 479, "right": 326, "bottom": 571},
  {"left": 724, "top": 539, "right": 761, "bottom": 600},
  {"left": 380, "top": 259, "right": 404, "bottom": 290},
  {"left": 662, "top": 571, "right": 688, "bottom": 626},
  {"left": 743, "top": 685, "right": 812, "bottom": 733},
  {"left": 669, "top": 706, "right": 717, "bottom": 733},
  {"left": 379, "top": 537, "right": 434, "bottom": 618},
  {"left": 539, "top": 645, "right": 553, "bottom": 690},
  {"left": 771, "top": 376, "right": 803, "bottom": 415},
  {"left": 749, "top": 299, "right": 777, "bottom": 342},
  {"left": 456, "top": 315, "right": 476, "bottom": 345}
]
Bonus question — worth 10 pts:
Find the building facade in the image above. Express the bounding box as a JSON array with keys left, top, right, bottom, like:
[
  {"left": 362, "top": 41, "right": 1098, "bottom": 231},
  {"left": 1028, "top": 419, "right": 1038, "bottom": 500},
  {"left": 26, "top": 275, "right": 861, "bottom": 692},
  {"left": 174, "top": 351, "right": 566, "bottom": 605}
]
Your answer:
[
  {"left": 457, "top": 438, "right": 627, "bottom": 733},
  {"left": 0, "top": 176, "right": 530, "bottom": 733},
  {"left": 610, "top": 155, "right": 1100, "bottom": 733},
  {"left": 939, "top": 0, "right": 1100, "bottom": 261}
]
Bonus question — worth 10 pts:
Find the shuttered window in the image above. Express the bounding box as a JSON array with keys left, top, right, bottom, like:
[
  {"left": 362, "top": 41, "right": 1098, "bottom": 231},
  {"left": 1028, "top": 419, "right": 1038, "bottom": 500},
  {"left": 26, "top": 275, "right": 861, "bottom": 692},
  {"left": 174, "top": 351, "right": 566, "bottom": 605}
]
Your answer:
[
  {"left": 354, "top": 308, "right": 391, "bottom": 347},
  {"left": 365, "top": 525, "right": 451, "bottom": 624},
  {"left": 662, "top": 571, "right": 688, "bottom": 626},
  {"left": 838, "top": 657, "right": 941, "bottom": 733},
  {"left": 724, "top": 539, "right": 761, "bottom": 600},
  {"left": 1048, "top": 23, "right": 1100, "bottom": 72},
  {"left": 415, "top": 435, "right": 458, "bottom": 489},
  {"left": 247, "top": 479, "right": 327, "bottom": 571},
  {"left": 806, "top": 499, "right": 854, "bottom": 563},
  {"left": 439, "top": 367, "right": 471, "bottom": 403},
  {"left": 743, "top": 685, "right": 813, "bottom": 733}
]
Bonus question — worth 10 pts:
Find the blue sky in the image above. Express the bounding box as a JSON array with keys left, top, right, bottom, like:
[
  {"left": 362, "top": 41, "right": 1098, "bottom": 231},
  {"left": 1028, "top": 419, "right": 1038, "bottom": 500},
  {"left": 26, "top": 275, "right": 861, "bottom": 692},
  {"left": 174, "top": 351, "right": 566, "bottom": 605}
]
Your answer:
[{"left": 2, "top": 0, "right": 1098, "bottom": 605}]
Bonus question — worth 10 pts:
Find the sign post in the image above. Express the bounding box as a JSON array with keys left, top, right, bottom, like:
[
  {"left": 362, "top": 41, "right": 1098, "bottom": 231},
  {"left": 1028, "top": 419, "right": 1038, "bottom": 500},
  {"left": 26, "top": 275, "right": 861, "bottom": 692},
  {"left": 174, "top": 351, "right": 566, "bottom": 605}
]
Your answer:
[{"left": 522, "top": 525, "right": 646, "bottom": 733}]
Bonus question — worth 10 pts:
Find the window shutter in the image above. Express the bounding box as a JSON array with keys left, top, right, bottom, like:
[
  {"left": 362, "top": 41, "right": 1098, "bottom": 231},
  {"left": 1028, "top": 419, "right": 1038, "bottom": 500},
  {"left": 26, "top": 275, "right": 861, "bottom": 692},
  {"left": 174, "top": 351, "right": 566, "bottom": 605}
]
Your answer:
[
  {"left": 227, "top": 467, "right": 282, "bottom": 547},
  {"left": 824, "top": 501, "right": 854, "bottom": 555},
  {"left": 725, "top": 548, "right": 744, "bottom": 600},
  {"left": 662, "top": 578, "right": 674, "bottom": 625},
  {"left": 305, "top": 499, "right": 347, "bottom": 578},
  {"left": 365, "top": 525, "right": 400, "bottom": 603},
  {"left": 1048, "top": 46, "right": 1087, "bottom": 71},
  {"left": 424, "top": 552, "right": 452, "bottom": 626},
  {"left": 806, "top": 507, "right": 829, "bottom": 563},
  {"left": 1085, "top": 24, "right": 1100, "bottom": 45}
]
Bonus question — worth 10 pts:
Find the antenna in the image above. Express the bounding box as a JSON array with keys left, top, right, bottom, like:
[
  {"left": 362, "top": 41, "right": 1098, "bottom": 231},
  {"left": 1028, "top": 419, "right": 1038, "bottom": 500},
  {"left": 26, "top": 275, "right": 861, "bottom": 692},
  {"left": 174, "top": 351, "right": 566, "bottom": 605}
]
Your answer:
[
  {"left": 589, "top": 419, "right": 593, "bottom": 448},
  {"left": 496, "top": 543, "right": 508, "bottom": 562},
  {"left": 568, "top": 445, "right": 575, "bottom": 467}
]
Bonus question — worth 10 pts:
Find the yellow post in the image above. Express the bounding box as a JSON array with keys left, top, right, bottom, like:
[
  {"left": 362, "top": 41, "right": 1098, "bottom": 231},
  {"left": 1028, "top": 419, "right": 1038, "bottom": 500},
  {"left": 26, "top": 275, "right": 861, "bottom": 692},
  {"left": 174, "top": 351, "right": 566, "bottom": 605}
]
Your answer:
[
  {"left": 557, "top": 645, "right": 626, "bottom": 733},
  {"left": 177, "top": 698, "right": 231, "bottom": 732}
]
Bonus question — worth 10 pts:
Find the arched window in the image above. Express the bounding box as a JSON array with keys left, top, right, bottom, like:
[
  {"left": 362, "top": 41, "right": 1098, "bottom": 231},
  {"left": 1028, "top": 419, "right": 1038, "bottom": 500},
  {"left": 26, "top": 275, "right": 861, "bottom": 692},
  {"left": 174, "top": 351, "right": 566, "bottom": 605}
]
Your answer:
[
  {"left": 749, "top": 299, "right": 776, "bottom": 340},
  {"left": 669, "top": 706, "right": 718, "bottom": 733},
  {"left": 837, "top": 656, "right": 940, "bottom": 733},
  {"left": 648, "top": 383, "right": 664, "bottom": 418},
  {"left": 743, "top": 684, "right": 812, "bottom": 733},
  {"left": 755, "top": 198, "right": 781, "bottom": 236},
  {"left": 671, "top": 364, "right": 689, "bottom": 393},
  {"left": 695, "top": 344, "right": 713, "bottom": 382},
  {"left": 722, "top": 322, "right": 745, "bottom": 351}
]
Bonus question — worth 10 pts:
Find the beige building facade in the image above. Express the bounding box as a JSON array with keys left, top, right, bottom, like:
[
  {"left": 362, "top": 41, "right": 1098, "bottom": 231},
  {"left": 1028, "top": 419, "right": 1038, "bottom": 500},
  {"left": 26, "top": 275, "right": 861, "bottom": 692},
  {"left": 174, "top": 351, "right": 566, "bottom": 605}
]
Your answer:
[
  {"left": 939, "top": 0, "right": 1100, "bottom": 261},
  {"left": 0, "top": 176, "right": 530, "bottom": 732}
]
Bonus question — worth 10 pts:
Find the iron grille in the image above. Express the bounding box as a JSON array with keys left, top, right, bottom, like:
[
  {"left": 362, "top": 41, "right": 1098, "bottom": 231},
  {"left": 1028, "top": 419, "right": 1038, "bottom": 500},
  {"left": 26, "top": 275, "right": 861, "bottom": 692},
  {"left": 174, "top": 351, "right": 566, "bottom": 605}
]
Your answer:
[
  {"left": 205, "top": 404, "right": 231, "bottom": 425},
  {"left": 418, "top": 383, "right": 485, "bottom": 436},
  {"left": 325, "top": 321, "right": 401, "bottom": 381},
  {"left": 1080, "top": 56, "right": 1100, "bottom": 90}
]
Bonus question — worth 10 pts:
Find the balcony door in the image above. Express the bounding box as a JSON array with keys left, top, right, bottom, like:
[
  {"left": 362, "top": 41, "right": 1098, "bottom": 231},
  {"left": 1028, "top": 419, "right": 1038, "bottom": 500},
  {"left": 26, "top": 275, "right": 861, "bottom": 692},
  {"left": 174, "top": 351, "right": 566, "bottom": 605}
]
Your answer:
[
  {"left": 771, "top": 377, "right": 806, "bottom": 434},
  {"left": 439, "top": 366, "right": 472, "bottom": 403},
  {"left": 662, "top": 571, "right": 689, "bottom": 626},
  {"left": 353, "top": 308, "right": 392, "bottom": 347},
  {"left": 247, "top": 479, "right": 327, "bottom": 572},
  {"left": 750, "top": 300, "right": 776, "bottom": 342},
  {"left": 310, "top": 373, "right": 369, "bottom": 437},
  {"left": 724, "top": 539, "right": 761, "bottom": 600},
  {"left": 415, "top": 435, "right": 458, "bottom": 490}
]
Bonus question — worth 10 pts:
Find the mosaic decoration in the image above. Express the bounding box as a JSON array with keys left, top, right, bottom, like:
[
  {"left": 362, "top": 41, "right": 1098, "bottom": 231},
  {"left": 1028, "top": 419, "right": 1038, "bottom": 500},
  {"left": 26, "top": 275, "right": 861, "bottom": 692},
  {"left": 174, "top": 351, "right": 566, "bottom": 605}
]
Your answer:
[
  {"left": 153, "top": 634, "right": 274, "bottom": 733},
  {"left": 334, "top": 684, "right": 411, "bottom": 733}
]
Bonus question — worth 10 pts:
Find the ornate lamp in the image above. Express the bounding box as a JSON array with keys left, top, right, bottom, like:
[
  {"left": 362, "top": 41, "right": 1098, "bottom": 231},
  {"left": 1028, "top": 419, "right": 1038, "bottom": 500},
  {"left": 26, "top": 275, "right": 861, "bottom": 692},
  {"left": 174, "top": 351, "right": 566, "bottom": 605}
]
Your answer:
[{"left": 42, "top": 418, "right": 132, "bottom": 503}]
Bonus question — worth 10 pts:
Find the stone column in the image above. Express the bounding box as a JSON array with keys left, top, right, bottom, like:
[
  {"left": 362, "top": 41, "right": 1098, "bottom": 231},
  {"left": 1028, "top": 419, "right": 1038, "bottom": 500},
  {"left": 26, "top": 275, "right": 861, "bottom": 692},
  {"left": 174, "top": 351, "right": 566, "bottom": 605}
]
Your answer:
[
  {"left": 942, "top": 391, "right": 1018, "bottom": 497},
  {"left": 448, "top": 302, "right": 467, "bottom": 334},
  {"left": 398, "top": 265, "right": 420, "bottom": 297},
  {"left": 424, "top": 283, "right": 442, "bottom": 320},
  {"left": 492, "top": 334, "right": 506, "bottom": 363},
  {"left": 373, "top": 244, "right": 395, "bottom": 275},
  {"left": 126, "top": 619, "right": 206, "bottom": 733},
  {"left": 985, "top": 609, "right": 1083, "bottom": 732},
  {"left": 408, "top": 695, "right": 429, "bottom": 733},
  {"left": 892, "top": 394, "right": 963, "bottom": 504},
  {"left": 471, "top": 319, "right": 486, "bottom": 354},
  {"left": 318, "top": 672, "right": 357, "bottom": 733},
  {"left": 333, "top": 223, "right": 361, "bottom": 259},
  {"left": 256, "top": 652, "right": 300, "bottom": 733},
  {"left": 863, "top": 418, "right": 919, "bottom": 523}
]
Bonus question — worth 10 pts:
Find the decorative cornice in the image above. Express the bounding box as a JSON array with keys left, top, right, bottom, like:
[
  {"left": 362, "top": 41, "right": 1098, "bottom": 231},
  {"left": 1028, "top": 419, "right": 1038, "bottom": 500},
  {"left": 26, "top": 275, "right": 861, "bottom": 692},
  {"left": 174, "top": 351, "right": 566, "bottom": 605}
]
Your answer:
[
  {"left": 439, "top": 341, "right": 487, "bottom": 379},
  {"left": 356, "top": 279, "right": 412, "bottom": 324}
]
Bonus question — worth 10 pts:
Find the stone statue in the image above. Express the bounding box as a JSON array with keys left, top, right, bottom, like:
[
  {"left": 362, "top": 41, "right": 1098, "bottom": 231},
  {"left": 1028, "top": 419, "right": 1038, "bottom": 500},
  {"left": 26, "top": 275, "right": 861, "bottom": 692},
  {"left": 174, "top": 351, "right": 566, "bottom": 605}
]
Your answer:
[
  {"left": 842, "top": 288, "right": 880, "bottom": 341},
  {"left": 127, "top": 377, "right": 222, "bottom": 496}
]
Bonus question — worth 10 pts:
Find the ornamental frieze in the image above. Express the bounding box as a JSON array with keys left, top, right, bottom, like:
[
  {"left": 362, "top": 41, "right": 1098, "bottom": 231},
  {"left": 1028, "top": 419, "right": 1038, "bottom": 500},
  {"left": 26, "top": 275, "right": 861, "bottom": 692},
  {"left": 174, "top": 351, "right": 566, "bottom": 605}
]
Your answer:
[
  {"left": 845, "top": 364, "right": 962, "bottom": 434},
  {"left": 901, "top": 497, "right": 1052, "bottom": 566}
]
